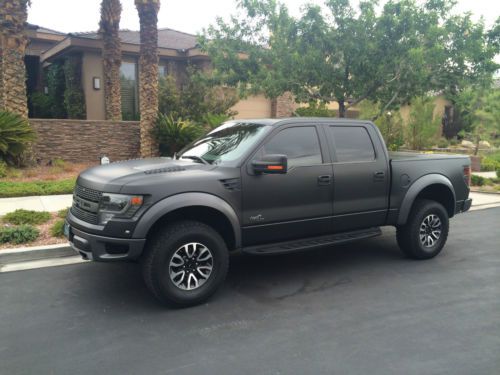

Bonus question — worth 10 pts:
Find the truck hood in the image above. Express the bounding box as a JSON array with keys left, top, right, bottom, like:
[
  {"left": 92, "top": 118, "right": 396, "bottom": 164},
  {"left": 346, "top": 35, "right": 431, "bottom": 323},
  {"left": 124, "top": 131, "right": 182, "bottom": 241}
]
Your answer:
[{"left": 76, "top": 157, "right": 216, "bottom": 193}]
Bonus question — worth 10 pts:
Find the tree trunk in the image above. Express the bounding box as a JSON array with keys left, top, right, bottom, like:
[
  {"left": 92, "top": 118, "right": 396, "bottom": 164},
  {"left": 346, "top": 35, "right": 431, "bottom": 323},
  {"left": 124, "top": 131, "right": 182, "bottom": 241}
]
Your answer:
[
  {"left": 0, "top": 0, "right": 29, "bottom": 119},
  {"left": 135, "top": 0, "right": 160, "bottom": 158},
  {"left": 99, "top": 0, "right": 122, "bottom": 121},
  {"left": 338, "top": 100, "right": 346, "bottom": 118}
]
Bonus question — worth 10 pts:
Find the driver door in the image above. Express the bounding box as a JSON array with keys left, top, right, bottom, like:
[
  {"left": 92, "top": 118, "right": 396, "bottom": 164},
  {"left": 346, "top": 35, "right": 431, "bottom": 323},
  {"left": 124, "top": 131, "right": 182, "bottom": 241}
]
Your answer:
[{"left": 241, "top": 125, "right": 333, "bottom": 246}]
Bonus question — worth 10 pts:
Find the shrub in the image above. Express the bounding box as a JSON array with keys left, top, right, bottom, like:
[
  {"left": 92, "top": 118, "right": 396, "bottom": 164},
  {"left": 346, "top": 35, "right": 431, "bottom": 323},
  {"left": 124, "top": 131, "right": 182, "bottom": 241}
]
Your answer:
[
  {"left": 202, "top": 113, "right": 231, "bottom": 131},
  {"left": 0, "top": 225, "right": 39, "bottom": 244},
  {"left": 3, "top": 209, "right": 51, "bottom": 225},
  {"left": 50, "top": 219, "right": 65, "bottom": 238},
  {"left": 497, "top": 170, "right": 500, "bottom": 179},
  {"left": 471, "top": 175, "right": 485, "bottom": 186},
  {"left": 0, "top": 160, "right": 7, "bottom": 178},
  {"left": 63, "top": 55, "right": 86, "bottom": 119},
  {"left": 295, "top": 102, "right": 336, "bottom": 117},
  {"left": 480, "top": 157, "right": 500, "bottom": 172},
  {"left": 437, "top": 138, "right": 449, "bottom": 148},
  {"left": 57, "top": 208, "right": 69, "bottom": 219},
  {"left": 152, "top": 113, "right": 203, "bottom": 156},
  {"left": 52, "top": 158, "right": 66, "bottom": 169},
  {"left": 30, "top": 92, "right": 54, "bottom": 119},
  {"left": 0, "top": 178, "right": 76, "bottom": 198},
  {"left": 406, "top": 97, "right": 441, "bottom": 150},
  {"left": 0, "top": 111, "right": 37, "bottom": 163}
]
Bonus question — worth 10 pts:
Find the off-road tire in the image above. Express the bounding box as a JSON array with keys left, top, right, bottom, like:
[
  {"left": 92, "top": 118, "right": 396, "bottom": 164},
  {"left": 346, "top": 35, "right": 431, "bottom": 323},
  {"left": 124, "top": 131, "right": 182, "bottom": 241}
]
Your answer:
[
  {"left": 396, "top": 199, "right": 449, "bottom": 260},
  {"left": 142, "top": 220, "right": 229, "bottom": 307}
]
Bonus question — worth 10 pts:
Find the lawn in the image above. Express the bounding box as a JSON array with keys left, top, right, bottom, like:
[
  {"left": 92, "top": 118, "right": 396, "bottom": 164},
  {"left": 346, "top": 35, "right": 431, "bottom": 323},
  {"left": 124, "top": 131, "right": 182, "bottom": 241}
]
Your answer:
[{"left": 0, "top": 161, "right": 92, "bottom": 198}]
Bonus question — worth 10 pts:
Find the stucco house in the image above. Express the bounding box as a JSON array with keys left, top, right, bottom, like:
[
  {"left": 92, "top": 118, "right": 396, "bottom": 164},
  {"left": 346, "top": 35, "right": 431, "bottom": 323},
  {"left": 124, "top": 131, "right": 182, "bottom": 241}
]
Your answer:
[{"left": 24, "top": 23, "right": 277, "bottom": 121}]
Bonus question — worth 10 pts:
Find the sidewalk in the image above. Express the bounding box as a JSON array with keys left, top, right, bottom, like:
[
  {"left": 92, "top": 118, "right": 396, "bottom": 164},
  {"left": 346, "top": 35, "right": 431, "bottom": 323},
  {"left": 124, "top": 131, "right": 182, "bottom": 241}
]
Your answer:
[
  {"left": 0, "top": 194, "right": 72, "bottom": 215},
  {"left": 472, "top": 171, "right": 497, "bottom": 179},
  {"left": 469, "top": 191, "right": 500, "bottom": 210},
  {"left": 0, "top": 192, "right": 498, "bottom": 216}
]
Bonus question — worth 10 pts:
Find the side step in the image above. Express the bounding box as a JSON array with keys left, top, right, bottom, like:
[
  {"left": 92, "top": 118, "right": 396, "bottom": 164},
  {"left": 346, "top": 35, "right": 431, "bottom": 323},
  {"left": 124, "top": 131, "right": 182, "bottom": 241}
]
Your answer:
[{"left": 242, "top": 227, "right": 382, "bottom": 255}]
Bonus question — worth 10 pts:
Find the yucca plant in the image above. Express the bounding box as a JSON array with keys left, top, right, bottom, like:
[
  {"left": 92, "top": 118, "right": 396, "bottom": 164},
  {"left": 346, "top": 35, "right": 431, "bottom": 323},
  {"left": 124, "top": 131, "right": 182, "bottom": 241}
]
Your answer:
[
  {"left": 0, "top": 111, "right": 36, "bottom": 163},
  {"left": 152, "top": 113, "right": 203, "bottom": 156}
]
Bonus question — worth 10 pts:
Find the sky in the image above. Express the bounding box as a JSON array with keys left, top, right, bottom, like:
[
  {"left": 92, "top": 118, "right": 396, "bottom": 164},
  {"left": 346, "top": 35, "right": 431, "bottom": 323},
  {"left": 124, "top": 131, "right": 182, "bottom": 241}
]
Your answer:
[{"left": 28, "top": 0, "right": 499, "bottom": 36}]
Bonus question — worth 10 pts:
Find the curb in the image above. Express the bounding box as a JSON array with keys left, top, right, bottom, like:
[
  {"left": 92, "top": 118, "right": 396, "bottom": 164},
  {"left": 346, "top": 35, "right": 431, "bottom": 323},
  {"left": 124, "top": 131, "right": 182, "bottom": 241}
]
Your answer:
[{"left": 0, "top": 243, "right": 75, "bottom": 265}]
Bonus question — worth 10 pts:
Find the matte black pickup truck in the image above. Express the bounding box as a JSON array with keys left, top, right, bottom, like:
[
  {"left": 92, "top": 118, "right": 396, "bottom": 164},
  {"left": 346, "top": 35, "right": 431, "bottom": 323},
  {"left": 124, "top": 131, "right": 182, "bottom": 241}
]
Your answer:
[{"left": 65, "top": 118, "right": 472, "bottom": 306}]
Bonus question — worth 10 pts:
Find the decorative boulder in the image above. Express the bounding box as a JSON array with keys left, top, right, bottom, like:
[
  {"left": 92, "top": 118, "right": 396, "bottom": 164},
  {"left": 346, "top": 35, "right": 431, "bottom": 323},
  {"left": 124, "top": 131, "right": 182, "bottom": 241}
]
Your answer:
[
  {"left": 479, "top": 140, "right": 491, "bottom": 148},
  {"left": 461, "top": 140, "right": 475, "bottom": 148}
]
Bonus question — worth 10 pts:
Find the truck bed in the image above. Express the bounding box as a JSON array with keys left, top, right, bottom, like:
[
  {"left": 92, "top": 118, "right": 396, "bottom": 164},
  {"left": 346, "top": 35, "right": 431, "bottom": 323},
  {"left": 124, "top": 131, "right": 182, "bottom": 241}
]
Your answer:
[{"left": 388, "top": 151, "right": 470, "bottom": 215}]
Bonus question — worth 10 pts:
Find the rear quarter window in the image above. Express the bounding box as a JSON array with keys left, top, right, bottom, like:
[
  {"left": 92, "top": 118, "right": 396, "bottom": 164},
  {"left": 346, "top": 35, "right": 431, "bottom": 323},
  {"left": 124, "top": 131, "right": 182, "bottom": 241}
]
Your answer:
[{"left": 329, "top": 126, "right": 375, "bottom": 162}]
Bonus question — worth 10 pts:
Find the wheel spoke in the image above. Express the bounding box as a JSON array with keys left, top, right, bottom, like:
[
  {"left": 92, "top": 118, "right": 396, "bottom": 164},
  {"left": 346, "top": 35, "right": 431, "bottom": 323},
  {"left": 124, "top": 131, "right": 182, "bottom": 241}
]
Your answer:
[
  {"left": 197, "top": 265, "right": 212, "bottom": 278},
  {"left": 170, "top": 253, "right": 184, "bottom": 267},
  {"left": 187, "top": 273, "right": 199, "bottom": 289},
  {"left": 197, "top": 247, "right": 211, "bottom": 261}
]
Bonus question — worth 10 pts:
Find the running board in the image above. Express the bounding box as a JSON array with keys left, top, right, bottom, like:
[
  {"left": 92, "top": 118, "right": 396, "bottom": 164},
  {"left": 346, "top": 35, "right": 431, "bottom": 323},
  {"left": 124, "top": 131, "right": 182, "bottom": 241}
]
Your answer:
[{"left": 242, "top": 227, "right": 382, "bottom": 255}]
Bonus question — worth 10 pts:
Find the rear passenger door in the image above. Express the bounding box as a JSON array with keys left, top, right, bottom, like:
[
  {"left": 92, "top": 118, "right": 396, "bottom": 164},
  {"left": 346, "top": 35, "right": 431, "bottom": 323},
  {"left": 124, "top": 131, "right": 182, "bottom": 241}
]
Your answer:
[{"left": 326, "top": 124, "right": 389, "bottom": 232}]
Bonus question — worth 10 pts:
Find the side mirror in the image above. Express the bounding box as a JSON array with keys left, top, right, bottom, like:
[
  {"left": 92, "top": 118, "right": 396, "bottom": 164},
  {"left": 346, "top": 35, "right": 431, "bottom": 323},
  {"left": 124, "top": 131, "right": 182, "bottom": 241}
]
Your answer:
[{"left": 252, "top": 154, "right": 288, "bottom": 174}]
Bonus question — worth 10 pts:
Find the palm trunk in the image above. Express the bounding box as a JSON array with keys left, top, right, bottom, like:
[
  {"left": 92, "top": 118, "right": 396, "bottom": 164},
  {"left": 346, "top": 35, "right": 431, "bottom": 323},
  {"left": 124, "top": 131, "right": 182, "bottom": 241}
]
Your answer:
[
  {"left": 0, "top": 0, "right": 29, "bottom": 119},
  {"left": 135, "top": 0, "right": 160, "bottom": 158},
  {"left": 99, "top": 0, "right": 122, "bottom": 121}
]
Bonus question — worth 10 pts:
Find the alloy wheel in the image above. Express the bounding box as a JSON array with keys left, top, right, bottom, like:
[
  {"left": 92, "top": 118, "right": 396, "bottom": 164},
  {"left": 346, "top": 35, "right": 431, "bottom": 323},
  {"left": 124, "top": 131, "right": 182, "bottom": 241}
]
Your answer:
[{"left": 169, "top": 242, "right": 214, "bottom": 290}]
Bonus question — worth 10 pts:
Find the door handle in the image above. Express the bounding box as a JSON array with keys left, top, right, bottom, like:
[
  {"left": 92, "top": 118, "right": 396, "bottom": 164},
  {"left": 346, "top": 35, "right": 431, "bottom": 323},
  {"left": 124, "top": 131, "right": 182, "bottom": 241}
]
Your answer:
[
  {"left": 373, "top": 171, "right": 385, "bottom": 181},
  {"left": 317, "top": 175, "right": 332, "bottom": 185}
]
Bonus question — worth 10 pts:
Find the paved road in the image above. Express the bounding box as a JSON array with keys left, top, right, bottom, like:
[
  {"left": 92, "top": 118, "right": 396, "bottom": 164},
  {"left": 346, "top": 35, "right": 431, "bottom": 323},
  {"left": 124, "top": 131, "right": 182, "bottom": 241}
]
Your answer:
[{"left": 1, "top": 208, "right": 499, "bottom": 375}]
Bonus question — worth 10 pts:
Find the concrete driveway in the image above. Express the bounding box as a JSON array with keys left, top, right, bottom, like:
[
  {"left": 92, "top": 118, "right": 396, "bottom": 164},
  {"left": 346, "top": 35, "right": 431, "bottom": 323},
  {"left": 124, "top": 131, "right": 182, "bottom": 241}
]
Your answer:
[{"left": 0, "top": 208, "right": 499, "bottom": 375}]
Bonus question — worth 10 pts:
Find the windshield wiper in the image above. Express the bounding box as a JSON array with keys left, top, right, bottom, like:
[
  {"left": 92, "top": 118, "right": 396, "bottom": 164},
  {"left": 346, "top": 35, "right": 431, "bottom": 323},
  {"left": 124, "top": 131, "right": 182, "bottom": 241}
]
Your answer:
[{"left": 180, "top": 155, "right": 209, "bottom": 165}]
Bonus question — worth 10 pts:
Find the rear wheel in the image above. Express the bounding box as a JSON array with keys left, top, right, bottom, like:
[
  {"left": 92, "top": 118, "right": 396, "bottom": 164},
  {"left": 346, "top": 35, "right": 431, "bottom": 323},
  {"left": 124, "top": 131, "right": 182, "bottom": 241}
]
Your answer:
[
  {"left": 396, "top": 199, "right": 449, "bottom": 260},
  {"left": 142, "top": 220, "right": 229, "bottom": 307}
]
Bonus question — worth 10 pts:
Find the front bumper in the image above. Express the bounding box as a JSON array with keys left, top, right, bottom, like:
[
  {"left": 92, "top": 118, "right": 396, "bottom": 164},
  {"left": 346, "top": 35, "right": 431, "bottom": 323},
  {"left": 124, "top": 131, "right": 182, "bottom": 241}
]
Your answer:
[
  {"left": 65, "top": 222, "right": 146, "bottom": 262},
  {"left": 456, "top": 198, "right": 472, "bottom": 214}
]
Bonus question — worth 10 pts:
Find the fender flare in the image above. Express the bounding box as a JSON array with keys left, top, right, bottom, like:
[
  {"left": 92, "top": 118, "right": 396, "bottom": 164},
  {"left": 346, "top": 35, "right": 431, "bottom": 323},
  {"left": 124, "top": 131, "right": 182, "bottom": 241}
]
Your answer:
[
  {"left": 133, "top": 192, "right": 241, "bottom": 248},
  {"left": 397, "top": 174, "right": 456, "bottom": 226}
]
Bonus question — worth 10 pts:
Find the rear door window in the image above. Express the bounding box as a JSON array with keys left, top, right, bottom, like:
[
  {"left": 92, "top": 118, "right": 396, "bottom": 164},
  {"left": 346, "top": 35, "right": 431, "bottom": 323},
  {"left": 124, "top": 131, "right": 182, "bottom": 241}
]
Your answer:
[{"left": 329, "top": 126, "right": 375, "bottom": 162}]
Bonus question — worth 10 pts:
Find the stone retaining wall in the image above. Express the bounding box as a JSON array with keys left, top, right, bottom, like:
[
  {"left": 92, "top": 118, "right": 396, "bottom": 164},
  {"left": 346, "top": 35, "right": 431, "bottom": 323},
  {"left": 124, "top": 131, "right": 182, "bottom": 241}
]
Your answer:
[{"left": 30, "top": 119, "right": 140, "bottom": 163}]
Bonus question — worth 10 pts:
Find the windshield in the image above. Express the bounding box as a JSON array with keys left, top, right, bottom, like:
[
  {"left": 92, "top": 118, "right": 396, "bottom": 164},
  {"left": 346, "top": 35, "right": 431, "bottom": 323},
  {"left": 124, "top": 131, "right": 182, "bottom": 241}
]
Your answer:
[{"left": 177, "top": 122, "right": 271, "bottom": 165}]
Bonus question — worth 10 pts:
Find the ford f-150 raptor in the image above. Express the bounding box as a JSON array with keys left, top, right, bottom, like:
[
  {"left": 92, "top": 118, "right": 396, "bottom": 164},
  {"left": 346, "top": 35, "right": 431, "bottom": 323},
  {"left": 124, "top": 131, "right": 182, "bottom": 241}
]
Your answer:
[{"left": 65, "top": 118, "right": 472, "bottom": 306}]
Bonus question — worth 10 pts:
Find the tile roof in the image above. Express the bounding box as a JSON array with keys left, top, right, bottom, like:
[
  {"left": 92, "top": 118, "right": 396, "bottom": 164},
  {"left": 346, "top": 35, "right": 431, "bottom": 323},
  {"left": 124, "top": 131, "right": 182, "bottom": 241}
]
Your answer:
[
  {"left": 27, "top": 23, "right": 66, "bottom": 35},
  {"left": 72, "top": 28, "right": 199, "bottom": 50}
]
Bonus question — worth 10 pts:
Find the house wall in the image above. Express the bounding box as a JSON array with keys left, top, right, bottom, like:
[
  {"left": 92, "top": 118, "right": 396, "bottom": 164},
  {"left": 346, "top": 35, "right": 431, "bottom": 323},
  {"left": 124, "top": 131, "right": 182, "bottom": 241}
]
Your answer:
[
  {"left": 30, "top": 119, "right": 140, "bottom": 163},
  {"left": 399, "top": 95, "right": 451, "bottom": 124},
  {"left": 82, "top": 51, "right": 105, "bottom": 120},
  {"left": 232, "top": 95, "right": 273, "bottom": 119}
]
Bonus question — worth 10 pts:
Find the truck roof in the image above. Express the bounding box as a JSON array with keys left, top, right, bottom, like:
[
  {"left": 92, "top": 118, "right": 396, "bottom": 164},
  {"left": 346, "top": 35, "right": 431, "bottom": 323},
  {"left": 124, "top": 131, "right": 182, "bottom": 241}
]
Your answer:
[{"left": 234, "top": 117, "right": 371, "bottom": 126}]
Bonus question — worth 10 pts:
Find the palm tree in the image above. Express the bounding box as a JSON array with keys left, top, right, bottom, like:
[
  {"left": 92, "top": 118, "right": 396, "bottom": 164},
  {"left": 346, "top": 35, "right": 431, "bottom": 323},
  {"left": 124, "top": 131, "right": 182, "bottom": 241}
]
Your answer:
[
  {"left": 99, "top": 0, "right": 122, "bottom": 121},
  {"left": 0, "top": 0, "right": 30, "bottom": 118},
  {"left": 135, "top": 0, "right": 160, "bottom": 157}
]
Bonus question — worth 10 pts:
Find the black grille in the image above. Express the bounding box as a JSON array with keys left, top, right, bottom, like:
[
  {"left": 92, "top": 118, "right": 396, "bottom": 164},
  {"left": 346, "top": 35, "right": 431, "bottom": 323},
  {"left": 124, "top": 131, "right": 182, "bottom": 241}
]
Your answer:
[
  {"left": 71, "top": 206, "right": 98, "bottom": 224},
  {"left": 74, "top": 185, "right": 102, "bottom": 202}
]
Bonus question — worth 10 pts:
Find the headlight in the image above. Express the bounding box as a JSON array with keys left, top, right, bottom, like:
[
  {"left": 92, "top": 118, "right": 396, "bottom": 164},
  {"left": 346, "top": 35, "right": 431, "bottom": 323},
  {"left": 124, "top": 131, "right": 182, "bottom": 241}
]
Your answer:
[{"left": 98, "top": 193, "right": 143, "bottom": 225}]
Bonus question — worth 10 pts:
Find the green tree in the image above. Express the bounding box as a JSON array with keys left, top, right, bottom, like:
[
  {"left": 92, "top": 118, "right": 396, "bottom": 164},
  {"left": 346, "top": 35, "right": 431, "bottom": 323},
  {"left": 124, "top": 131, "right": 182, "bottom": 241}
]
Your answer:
[
  {"left": 201, "top": 0, "right": 499, "bottom": 117},
  {"left": 359, "top": 100, "right": 404, "bottom": 150},
  {"left": 405, "top": 97, "right": 441, "bottom": 150},
  {"left": 158, "top": 67, "right": 238, "bottom": 123}
]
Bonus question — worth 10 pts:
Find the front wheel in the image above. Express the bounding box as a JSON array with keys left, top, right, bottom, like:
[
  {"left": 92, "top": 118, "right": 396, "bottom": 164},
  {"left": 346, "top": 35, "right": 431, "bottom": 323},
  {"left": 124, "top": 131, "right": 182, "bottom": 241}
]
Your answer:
[
  {"left": 142, "top": 220, "right": 229, "bottom": 307},
  {"left": 396, "top": 199, "right": 449, "bottom": 260}
]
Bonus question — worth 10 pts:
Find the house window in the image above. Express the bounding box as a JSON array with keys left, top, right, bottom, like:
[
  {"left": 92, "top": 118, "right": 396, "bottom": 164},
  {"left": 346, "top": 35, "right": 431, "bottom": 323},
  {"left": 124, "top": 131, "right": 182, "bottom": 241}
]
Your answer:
[
  {"left": 120, "top": 61, "right": 138, "bottom": 120},
  {"left": 158, "top": 64, "right": 168, "bottom": 78}
]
